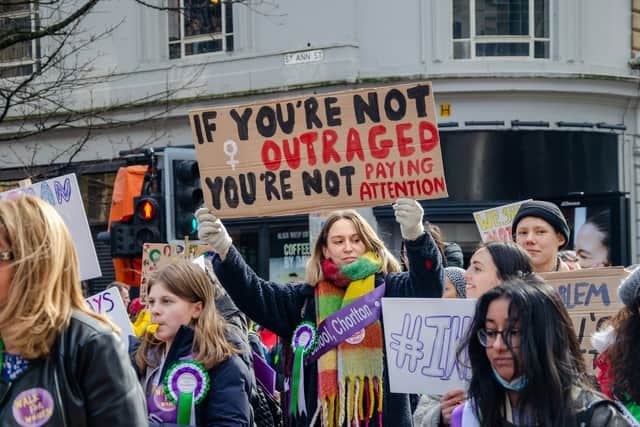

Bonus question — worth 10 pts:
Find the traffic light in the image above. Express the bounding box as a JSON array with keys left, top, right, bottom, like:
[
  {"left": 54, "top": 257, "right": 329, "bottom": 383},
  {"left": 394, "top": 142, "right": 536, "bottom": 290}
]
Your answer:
[
  {"left": 172, "top": 159, "right": 203, "bottom": 240},
  {"left": 110, "top": 195, "right": 165, "bottom": 257}
]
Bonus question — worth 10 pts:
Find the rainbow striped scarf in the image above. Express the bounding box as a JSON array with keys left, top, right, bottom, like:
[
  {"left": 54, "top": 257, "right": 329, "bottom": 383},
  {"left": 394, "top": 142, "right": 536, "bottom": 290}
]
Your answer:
[{"left": 316, "top": 252, "right": 383, "bottom": 427}]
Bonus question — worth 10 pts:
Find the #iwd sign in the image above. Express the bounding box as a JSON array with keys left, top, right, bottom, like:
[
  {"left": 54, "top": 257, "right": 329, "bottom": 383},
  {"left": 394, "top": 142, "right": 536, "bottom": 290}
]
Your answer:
[
  {"left": 188, "top": 82, "right": 448, "bottom": 218},
  {"left": 0, "top": 173, "right": 101, "bottom": 281},
  {"left": 381, "top": 298, "right": 476, "bottom": 394}
]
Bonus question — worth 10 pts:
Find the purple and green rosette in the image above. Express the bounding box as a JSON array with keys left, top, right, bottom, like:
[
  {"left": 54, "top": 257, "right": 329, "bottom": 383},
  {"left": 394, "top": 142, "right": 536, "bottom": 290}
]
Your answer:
[
  {"left": 163, "top": 360, "right": 210, "bottom": 425},
  {"left": 290, "top": 321, "right": 317, "bottom": 416}
]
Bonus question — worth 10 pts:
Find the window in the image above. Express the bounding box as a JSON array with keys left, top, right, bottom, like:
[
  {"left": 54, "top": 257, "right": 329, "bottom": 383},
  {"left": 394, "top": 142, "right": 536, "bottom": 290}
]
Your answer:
[
  {"left": 168, "top": 0, "right": 233, "bottom": 59},
  {"left": 0, "top": 0, "right": 38, "bottom": 77},
  {"left": 453, "top": 0, "right": 549, "bottom": 59}
]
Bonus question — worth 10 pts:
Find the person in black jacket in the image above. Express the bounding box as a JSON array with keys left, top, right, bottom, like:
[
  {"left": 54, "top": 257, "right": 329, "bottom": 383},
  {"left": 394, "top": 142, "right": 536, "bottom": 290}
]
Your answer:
[
  {"left": 196, "top": 198, "right": 444, "bottom": 427},
  {"left": 0, "top": 195, "right": 146, "bottom": 426},
  {"left": 134, "top": 260, "right": 252, "bottom": 426}
]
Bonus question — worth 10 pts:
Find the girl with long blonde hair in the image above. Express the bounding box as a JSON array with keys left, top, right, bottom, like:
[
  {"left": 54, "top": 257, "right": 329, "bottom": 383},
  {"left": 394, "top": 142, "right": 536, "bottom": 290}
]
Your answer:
[{"left": 134, "top": 260, "right": 252, "bottom": 425}]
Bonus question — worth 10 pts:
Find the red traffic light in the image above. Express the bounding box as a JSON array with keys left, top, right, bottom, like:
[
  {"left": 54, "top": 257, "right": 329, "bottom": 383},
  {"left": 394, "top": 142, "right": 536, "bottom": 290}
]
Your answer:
[{"left": 135, "top": 197, "right": 159, "bottom": 221}]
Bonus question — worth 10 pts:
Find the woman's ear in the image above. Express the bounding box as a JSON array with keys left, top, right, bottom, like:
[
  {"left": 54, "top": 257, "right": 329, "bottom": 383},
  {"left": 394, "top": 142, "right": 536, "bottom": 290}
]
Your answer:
[
  {"left": 556, "top": 232, "right": 566, "bottom": 248},
  {"left": 191, "top": 301, "right": 204, "bottom": 320},
  {"left": 322, "top": 246, "right": 329, "bottom": 260}
]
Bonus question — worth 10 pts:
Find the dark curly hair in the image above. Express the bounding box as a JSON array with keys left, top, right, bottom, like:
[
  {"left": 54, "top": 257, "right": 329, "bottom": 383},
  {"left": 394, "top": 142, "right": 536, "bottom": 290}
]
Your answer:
[{"left": 606, "top": 295, "right": 640, "bottom": 403}]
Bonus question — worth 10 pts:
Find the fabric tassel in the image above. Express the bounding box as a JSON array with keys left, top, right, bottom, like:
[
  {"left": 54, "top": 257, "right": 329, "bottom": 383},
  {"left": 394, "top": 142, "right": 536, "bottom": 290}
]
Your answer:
[
  {"left": 310, "top": 399, "right": 321, "bottom": 427},
  {"left": 368, "top": 377, "right": 375, "bottom": 419},
  {"left": 354, "top": 377, "right": 361, "bottom": 425},
  {"left": 346, "top": 378, "right": 352, "bottom": 426},
  {"left": 364, "top": 378, "right": 371, "bottom": 427},
  {"left": 349, "top": 377, "right": 358, "bottom": 423},
  {"left": 357, "top": 377, "right": 364, "bottom": 421},
  {"left": 338, "top": 380, "right": 346, "bottom": 426},
  {"left": 329, "top": 395, "right": 336, "bottom": 427},
  {"left": 378, "top": 380, "right": 383, "bottom": 427}
]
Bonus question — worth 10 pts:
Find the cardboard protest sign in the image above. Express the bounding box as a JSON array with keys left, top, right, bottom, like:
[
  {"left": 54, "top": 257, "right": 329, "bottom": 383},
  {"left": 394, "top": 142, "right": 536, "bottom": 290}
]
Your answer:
[
  {"left": 540, "top": 267, "right": 628, "bottom": 373},
  {"left": 86, "top": 288, "right": 135, "bottom": 337},
  {"left": 0, "top": 173, "right": 101, "bottom": 281},
  {"left": 189, "top": 82, "right": 448, "bottom": 218},
  {"left": 381, "top": 298, "right": 475, "bottom": 394},
  {"left": 473, "top": 200, "right": 531, "bottom": 243},
  {"left": 140, "top": 242, "right": 211, "bottom": 303}
]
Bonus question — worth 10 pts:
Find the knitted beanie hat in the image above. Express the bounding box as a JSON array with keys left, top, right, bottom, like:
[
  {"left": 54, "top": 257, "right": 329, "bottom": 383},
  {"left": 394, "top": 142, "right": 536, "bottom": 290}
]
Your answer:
[
  {"left": 445, "top": 266, "right": 467, "bottom": 298},
  {"left": 512, "top": 200, "right": 570, "bottom": 249},
  {"left": 618, "top": 266, "right": 640, "bottom": 307}
]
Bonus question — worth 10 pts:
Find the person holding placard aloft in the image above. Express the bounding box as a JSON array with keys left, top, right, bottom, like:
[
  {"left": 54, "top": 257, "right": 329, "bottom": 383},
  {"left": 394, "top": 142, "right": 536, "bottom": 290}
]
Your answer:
[
  {"left": 451, "top": 276, "right": 630, "bottom": 427},
  {"left": 133, "top": 261, "right": 252, "bottom": 426},
  {"left": 0, "top": 195, "right": 146, "bottom": 426},
  {"left": 196, "top": 198, "right": 444, "bottom": 427}
]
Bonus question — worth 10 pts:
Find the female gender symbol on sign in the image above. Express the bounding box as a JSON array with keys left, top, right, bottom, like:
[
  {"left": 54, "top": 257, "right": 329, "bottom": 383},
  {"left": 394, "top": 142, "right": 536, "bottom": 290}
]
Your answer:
[{"left": 224, "top": 140, "right": 239, "bottom": 170}]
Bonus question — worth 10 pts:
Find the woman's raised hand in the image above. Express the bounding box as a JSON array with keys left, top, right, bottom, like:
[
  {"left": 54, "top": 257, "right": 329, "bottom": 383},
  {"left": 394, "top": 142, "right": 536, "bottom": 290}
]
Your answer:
[
  {"left": 393, "top": 198, "right": 424, "bottom": 241},
  {"left": 195, "top": 207, "right": 232, "bottom": 257}
]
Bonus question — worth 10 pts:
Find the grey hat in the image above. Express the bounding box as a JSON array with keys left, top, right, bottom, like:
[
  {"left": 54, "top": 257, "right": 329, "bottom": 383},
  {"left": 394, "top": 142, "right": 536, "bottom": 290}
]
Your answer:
[
  {"left": 445, "top": 266, "right": 467, "bottom": 298},
  {"left": 618, "top": 266, "right": 640, "bottom": 307}
]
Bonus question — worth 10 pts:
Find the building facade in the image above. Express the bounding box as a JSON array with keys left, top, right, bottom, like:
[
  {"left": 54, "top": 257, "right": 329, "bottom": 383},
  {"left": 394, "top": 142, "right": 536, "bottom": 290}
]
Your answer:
[{"left": 1, "top": 0, "right": 639, "bottom": 286}]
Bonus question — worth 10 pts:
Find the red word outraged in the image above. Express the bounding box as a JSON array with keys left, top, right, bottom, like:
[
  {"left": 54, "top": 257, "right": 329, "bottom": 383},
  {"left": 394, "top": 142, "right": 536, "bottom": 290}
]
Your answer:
[{"left": 260, "top": 121, "right": 439, "bottom": 171}]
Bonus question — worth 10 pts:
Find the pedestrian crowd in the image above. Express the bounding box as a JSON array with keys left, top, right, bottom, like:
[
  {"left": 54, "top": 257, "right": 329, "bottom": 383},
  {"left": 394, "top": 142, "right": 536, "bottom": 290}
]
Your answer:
[{"left": 0, "top": 194, "right": 637, "bottom": 426}]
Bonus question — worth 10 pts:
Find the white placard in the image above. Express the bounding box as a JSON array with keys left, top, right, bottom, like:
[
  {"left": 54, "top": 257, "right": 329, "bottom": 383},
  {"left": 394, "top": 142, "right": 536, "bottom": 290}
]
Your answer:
[
  {"left": 86, "top": 287, "right": 135, "bottom": 337},
  {"left": 473, "top": 199, "right": 531, "bottom": 243},
  {"left": 284, "top": 49, "right": 324, "bottom": 65},
  {"left": 0, "top": 173, "right": 101, "bottom": 280},
  {"left": 381, "top": 298, "right": 476, "bottom": 394}
]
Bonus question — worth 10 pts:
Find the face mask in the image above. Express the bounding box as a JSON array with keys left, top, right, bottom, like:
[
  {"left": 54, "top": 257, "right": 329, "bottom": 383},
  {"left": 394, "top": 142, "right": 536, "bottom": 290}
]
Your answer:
[{"left": 492, "top": 367, "right": 527, "bottom": 391}]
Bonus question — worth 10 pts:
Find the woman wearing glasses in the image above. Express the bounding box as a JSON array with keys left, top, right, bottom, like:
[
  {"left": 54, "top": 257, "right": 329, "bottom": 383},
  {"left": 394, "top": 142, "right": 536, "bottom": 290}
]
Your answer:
[{"left": 452, "top": 276, "right": 630, "bottom": 427}]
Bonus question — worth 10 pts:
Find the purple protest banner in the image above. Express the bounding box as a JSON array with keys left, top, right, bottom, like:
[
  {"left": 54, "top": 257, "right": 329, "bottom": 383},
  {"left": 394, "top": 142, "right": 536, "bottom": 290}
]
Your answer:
[{"left": 306, "top": 283, "right": 386, "bottom": 364}]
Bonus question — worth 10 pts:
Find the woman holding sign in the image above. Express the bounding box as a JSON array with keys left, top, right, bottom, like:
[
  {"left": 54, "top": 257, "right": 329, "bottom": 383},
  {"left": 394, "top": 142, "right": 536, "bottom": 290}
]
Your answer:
[
  {"left": 134, "top": 261, "right": 252, "bottom": 426},
  {"left": 197, "top": 198, "right": 444, "bottom": 427},
  {"left": 0, "top": 195, "right": 146, "bottom": 426},
  {"left": 414, "top": 241, "right": 532, "bottom": 427},
  {"left": 452, "top": 276, "right": 630, "bottom": 427}
]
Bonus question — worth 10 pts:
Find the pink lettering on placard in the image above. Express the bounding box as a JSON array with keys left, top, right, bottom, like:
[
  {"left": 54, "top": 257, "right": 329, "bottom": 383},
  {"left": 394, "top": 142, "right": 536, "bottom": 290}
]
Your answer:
[{"left": 12, "top": 388, "right": 55, "bottom": 427}]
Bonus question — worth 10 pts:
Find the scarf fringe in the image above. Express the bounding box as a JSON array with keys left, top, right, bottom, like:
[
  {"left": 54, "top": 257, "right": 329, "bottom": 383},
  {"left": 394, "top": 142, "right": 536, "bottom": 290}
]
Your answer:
[
  {"left": 310, "top": 399, "right": 321, "bottom": 427},
  {"left": 320, "top": 376, "right": 383, "bottom": 426},
  {"left": 354, "top": 377, "right": 361, "bottom": 425},
  {"left": 338, "top": 379, "right": 346, "bottom": 426}
]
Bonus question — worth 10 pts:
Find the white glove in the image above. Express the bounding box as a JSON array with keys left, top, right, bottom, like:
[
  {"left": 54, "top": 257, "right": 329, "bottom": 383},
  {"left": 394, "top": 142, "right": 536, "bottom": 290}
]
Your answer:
[
  {"left": 195, "top": 207, "right": 232, "bottom": 255},
  {"left": 393, "top": 198, "right": 424, "bottom": 241}
]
